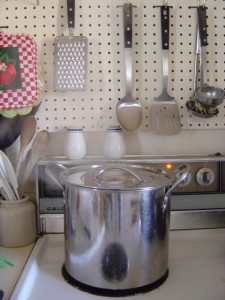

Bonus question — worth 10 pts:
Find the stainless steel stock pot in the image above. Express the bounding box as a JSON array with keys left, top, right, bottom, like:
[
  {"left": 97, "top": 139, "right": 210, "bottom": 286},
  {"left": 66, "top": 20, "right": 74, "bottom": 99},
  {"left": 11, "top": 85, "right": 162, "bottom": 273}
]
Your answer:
[{"left": 45, "top": 162, "right": 190, "bottom": 296}]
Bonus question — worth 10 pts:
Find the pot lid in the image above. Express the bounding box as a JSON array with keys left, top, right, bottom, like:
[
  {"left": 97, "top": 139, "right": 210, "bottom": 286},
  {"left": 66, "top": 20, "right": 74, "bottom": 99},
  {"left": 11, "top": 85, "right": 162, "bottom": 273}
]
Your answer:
[{"left": 61, "top": 163, "right": 175, "bottom": 190}]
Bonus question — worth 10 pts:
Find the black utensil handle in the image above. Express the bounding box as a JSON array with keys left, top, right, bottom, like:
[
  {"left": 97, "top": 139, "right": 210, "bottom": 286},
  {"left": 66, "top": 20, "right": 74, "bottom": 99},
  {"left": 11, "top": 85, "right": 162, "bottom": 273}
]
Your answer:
[
  {"left": 161, "top": 6, "right": 170, "bottom": 50},
  {"left": 67, "top": 0, "right": 75, "bottom": 29},
  {"left": 198, "top": 6, "right": 207, "bottom": 47},
  {"left": 123, "top": 3, "right": 132, "bottom": 48}
]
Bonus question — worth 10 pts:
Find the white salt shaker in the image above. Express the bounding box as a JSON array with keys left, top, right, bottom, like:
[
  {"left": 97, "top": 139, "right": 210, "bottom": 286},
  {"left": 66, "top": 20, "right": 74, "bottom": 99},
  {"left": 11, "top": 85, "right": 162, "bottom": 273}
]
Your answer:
[
  {"left": 104, "top": 126, "right": 126, "bottom": 159},
  {"left": 65, "top": 127, "right": 86, "bottom": 159}
]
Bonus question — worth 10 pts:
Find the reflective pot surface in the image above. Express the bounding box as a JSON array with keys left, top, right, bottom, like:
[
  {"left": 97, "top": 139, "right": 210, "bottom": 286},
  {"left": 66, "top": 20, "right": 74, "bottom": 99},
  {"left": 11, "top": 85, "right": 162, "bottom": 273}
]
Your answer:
[
  {"left": 46, "top": 163, "right": 190, "bottom": 296},
  {"left": 64, "top": 186, "right": 170, "bottom": 293}
]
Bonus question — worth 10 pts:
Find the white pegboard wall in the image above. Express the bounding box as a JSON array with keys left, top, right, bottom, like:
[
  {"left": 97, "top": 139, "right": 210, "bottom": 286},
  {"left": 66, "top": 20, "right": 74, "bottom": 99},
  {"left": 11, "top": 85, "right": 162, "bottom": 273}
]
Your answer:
[{"left": 0, "top": 0, "right": 225, "bottom": 131}]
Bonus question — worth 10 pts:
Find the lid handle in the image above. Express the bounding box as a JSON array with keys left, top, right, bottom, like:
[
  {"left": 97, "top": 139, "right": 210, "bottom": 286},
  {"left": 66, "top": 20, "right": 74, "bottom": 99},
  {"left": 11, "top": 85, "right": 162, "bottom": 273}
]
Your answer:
[{"left": 95, "top": 167, "right": 142, "bottom": 188}]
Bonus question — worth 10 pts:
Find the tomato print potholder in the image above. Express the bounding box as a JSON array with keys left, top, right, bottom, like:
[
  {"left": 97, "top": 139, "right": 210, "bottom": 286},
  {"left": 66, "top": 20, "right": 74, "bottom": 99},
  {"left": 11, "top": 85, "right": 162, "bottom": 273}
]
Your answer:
[{"left": 0, "top": 32, "right": 38, "bottom": 110}]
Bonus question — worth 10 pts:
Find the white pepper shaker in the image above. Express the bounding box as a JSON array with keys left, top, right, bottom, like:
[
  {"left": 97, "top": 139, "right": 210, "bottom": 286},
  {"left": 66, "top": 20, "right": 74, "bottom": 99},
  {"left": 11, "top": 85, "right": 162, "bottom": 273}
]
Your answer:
[
  {"left": 65, "top": 127, "right": 86, "bottom": 159},
  {"left": 104, "top": 126, "right": 126, "bottom": 159}
]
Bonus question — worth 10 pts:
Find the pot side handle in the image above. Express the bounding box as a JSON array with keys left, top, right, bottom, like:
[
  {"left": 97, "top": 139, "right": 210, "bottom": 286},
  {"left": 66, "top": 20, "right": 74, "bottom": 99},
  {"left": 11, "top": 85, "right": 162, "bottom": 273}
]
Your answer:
[
  {"left": 162, "top": 164, "right": 191, "bottom": 211},
  {"left": 44, "top": 162, "right": 67, "bottom": 190}
]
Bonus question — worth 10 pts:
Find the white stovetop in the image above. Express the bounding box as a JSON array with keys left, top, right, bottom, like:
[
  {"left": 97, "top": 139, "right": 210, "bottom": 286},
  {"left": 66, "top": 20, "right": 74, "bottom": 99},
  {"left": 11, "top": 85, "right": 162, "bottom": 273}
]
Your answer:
[
  {"left": 0, "top": 243, "right": 34, "bottom": 300},
  {"left": 11, "top": 229, "right": 225, "bottom": 300}
]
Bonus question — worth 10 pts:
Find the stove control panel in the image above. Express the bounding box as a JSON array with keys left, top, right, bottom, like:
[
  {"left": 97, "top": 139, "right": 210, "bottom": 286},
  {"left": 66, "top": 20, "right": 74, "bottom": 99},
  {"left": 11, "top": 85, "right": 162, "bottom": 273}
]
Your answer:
[
  {"left": 36, "top": 157, "right": 225, "bottom": 234},
  {"left": 37, "top": 159, "right": 221, "bottom": 211},
  {"left": 162, "top": 162, "right": 220, "bottom": 194}
]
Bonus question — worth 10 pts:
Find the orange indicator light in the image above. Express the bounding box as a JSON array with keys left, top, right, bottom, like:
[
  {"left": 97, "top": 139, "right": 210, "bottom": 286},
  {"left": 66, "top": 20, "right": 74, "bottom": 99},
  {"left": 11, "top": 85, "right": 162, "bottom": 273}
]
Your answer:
[{"left": 166, "top": 163, "right": 173, "bottom": 170}]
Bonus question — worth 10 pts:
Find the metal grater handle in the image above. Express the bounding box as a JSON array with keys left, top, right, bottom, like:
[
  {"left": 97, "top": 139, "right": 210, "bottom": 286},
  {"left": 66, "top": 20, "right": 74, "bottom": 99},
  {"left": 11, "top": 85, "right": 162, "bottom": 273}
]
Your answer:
[{"left": 67, "top": 0, "right": 75, "bottom": 35}]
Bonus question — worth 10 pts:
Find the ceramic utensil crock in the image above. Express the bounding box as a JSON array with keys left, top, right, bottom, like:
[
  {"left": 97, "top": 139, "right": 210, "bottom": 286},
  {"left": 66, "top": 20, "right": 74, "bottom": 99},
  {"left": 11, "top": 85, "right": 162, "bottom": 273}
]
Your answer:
[{"left": 0, "top": 195, "right": 36, "bottom": 247}]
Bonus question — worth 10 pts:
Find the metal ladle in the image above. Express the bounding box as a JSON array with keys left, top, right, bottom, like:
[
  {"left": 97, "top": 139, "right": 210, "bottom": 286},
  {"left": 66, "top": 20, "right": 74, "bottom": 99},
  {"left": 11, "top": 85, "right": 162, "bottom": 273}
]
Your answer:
[
  {"left": 186, "top": 15, "right": 218, "bottom": 118},
  {"left": 116, "top": 2, "right": 142, "bottom": 131},
  {"left": 196, "top": 3, "right": 225, "bottom": 107}
]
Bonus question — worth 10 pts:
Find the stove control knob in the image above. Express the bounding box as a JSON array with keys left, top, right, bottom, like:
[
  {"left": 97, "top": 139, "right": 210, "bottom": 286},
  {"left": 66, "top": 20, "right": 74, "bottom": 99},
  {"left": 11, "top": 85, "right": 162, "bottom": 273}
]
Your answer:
[{"left": 196, "top": 168, "right": 215, "bottom": 186}]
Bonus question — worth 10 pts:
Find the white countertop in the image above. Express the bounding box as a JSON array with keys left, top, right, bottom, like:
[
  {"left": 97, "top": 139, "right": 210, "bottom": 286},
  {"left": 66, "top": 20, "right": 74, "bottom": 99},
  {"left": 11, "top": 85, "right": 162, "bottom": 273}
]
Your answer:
[
  {"left": 10, "top": 228, "right": 225, "bottom": 300},
  {"left": 0, "top": 243, "right": 34, "bottom": 300}
]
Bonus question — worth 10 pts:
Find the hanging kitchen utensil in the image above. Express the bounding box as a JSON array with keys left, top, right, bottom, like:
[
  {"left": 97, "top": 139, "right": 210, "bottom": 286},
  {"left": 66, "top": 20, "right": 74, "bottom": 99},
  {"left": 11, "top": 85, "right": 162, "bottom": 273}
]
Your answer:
[
  {"left": 150, "top": 5, "right": 181, "bottom": 135},
  {"left": 0, "top": 32, "right": 39, "bottom": 109},
  {"left": 186, "top": 6, "right": 219, "bottom": 118},
  {"left": 196, "top": 5, "right": 225, "bottom": 107},
  {"left": 54, "top": 0, "right": 88, "bottom": 91},
  {"left": 116, "top": 2, "right": 142, "bottom": 131}
]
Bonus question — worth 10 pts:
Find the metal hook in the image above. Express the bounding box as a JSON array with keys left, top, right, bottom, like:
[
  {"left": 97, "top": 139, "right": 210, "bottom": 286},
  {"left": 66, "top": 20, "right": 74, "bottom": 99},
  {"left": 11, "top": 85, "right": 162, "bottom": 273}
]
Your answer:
[
  {"left": 25, "top": 0, "right": 39, "bottom": 6},
  {"left": 117, "top": 1, "right": 137, "bottom": 9},
  {"left": 197, "top": 0, "right": 206, "bottom": 7},
  {"left": 164, "top": 0, "right": 168, "bottom": 7}
]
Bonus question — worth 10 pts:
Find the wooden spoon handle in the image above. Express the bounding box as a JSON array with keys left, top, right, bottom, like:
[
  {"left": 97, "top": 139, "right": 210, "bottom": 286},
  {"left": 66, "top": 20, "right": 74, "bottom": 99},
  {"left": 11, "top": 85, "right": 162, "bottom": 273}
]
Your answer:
[
  {"left": 19, "top": 130, "right": 50, "bottom": 198},
  {"left": 15, "top": 116, "right": 37, "bottom": 177}
]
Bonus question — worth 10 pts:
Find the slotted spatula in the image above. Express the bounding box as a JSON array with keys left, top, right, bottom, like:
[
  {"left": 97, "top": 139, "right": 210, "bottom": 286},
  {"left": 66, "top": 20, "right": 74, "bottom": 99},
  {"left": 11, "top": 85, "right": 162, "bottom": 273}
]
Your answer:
[
  {"left": 54, "top": 0, "right": 88, "bottom": 91},
  {"left": 150, "top": 5, "right": 181, "bottom": 135}
]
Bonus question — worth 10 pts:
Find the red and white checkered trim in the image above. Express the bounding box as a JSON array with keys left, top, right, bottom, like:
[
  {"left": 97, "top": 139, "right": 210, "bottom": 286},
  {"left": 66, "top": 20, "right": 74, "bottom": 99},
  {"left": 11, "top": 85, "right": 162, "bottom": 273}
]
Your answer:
[{"left": 0, "top": 32, "right": 38, "bottom": 109}]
